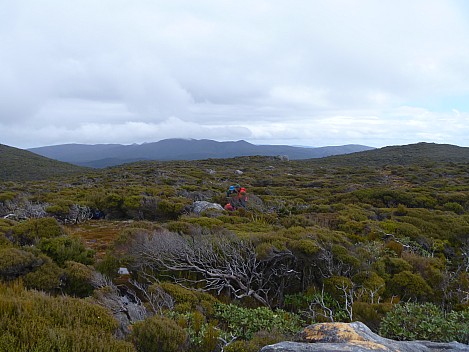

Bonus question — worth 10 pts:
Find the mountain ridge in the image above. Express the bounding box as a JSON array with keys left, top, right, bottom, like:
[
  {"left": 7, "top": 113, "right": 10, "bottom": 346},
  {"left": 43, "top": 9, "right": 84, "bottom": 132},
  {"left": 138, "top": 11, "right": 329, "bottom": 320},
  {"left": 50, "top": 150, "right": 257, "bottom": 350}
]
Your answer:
[
  {"left": 6, "top": 141, "right": 469, "bottom": 182},
  {"left": 28, "top": 139, "right": 374, "bottom": 167},
  {"left": 312, "top": 142, "right": 469, "bottom": 167}
]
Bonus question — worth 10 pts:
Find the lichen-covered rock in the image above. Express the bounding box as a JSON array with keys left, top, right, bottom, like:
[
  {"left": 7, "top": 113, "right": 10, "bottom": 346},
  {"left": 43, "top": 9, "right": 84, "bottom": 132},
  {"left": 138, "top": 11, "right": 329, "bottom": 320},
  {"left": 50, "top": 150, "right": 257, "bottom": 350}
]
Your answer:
[
  {"left": 191, "top": 201, "right": 224, "bottom": 214},
  {"left": 260, "top": 322, "right": 469, "bottom": 352}
]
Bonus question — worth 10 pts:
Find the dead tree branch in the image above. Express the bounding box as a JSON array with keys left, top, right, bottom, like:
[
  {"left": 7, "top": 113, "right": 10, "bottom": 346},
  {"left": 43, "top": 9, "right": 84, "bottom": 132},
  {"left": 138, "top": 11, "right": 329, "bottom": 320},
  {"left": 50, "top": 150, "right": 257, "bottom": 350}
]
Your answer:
[{"left": 129, "top": 229, "right": 297, "bottom": 307}]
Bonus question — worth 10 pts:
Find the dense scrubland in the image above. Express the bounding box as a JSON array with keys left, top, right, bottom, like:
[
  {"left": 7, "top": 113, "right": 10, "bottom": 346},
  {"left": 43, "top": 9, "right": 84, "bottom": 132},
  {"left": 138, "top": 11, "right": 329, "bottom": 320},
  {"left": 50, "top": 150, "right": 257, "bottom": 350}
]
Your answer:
[{"left": 1, "top": 142, "right": 469, "bottom": 351}]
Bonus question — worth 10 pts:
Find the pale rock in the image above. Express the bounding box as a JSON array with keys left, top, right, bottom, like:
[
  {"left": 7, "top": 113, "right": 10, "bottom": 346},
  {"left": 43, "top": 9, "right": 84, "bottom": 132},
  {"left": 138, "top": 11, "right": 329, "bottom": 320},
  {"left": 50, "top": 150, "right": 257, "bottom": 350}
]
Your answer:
[{"left": 260, "top": 322, "right": 469, "bottom": 352}]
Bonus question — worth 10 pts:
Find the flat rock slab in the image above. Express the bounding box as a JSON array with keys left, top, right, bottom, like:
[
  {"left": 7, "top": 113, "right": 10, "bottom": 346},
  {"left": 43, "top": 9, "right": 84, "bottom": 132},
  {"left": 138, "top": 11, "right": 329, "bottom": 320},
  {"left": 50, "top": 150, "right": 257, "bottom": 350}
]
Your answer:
[{"left": 260, "top": 322, "right": 469, "bottom": 352}]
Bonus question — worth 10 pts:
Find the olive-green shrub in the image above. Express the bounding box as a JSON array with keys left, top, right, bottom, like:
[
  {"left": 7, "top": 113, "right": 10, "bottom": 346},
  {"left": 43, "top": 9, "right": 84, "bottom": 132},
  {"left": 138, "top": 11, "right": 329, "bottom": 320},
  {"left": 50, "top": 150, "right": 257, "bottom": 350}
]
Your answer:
[
  {"left": 130, "top": 315, "right": 188, "bottom": 352},
  {"left": 215, "top": 303, "right": 303, "bottom": 340},
  {"left": 38, "top": 236, "right": 95, "bottom": 266},
  {"left": 379, "top": 303, "right": 469, "bottom": 343},
  {"left": 224, "top": 330, "right": 287, "bottom": 352},
  {"left": 0, "top": 248, "right": 42, "bottom": 280},
  {"left": 0, "top": 281, "right": 134, "bottom": 351},
  {"left": 23, "top": 257, "right": 64, "bottom": 292},
  {"left": 63, "top": 261, "right": 94, "bottom": 297},
  {"left": 13, "top": 217, "right": 63, "bottom": 245}
]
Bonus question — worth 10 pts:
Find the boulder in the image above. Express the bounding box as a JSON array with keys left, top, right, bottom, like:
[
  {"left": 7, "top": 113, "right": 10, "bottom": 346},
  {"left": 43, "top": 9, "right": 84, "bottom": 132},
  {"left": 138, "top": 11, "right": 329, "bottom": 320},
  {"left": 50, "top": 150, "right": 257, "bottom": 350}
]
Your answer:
[
  {"left": 191, "top": 201, "right": 224, "bottom": 214},
  {"left": 260, "top": 322, "right": 469, "bottom": 352}
]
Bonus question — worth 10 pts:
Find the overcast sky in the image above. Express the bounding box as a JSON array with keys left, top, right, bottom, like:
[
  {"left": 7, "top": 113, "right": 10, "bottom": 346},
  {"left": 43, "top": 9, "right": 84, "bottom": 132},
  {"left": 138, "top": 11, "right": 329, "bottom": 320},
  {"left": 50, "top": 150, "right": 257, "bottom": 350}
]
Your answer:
[{"left": 2, "top": 0, "right": 469, "bottom": 149}]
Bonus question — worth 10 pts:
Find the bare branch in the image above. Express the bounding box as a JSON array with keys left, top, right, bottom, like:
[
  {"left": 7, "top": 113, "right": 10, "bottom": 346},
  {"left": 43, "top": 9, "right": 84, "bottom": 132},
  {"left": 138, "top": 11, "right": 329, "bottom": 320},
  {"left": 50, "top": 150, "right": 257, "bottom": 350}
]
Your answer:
[
  {"left": 130, "top": 280, "right": 174, "bottom": 315},
  {"left": 309, "top": 285, "right": 335, "bottom": 322},
  {"left": 128, "top": 229, "right": 297, "bottom": 307}
]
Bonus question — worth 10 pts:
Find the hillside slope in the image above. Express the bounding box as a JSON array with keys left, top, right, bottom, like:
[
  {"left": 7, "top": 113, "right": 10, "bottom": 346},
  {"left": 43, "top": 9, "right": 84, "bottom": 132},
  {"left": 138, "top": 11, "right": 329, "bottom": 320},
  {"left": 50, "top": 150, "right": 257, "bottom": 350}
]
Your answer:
[
  {"left": 0, "top": 144, "right": 88, "bottom": 181},
  {"left": 311, "top": 142, "right": 469, "bottom": 167}
]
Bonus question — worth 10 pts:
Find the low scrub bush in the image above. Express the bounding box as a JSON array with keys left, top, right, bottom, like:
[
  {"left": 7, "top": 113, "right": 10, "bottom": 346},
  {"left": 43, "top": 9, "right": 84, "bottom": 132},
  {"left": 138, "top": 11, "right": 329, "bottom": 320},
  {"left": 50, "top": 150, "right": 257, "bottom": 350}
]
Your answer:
[
  {"left": 0, "top": 248, "right": 42, "bottom": 280},
  {"left": 0, "top": 281, "right": 134, "bottom": 351},
  {"left": 23, "top": 257, "right": 64, "bottom": 293},
  {"left": 38, "top": 235, "right": 95, "bottom": 266},
  {"left": 224, "top": 330, "right": 287, "bottom": 352},
  {"left": 380, "top": 302, "right": 469, "bottom": 343},
  {"left": 215, "top": 303, "right": 303, "bottom": 340},
  {"left": 13, "top": 217, "right": 63, "bottom": 245},
  {"left": 158, "top": 282, "right": 218, "bottom": 316},
  {"left": 130, "top": 315, "right": 188, "bottom": 352}
]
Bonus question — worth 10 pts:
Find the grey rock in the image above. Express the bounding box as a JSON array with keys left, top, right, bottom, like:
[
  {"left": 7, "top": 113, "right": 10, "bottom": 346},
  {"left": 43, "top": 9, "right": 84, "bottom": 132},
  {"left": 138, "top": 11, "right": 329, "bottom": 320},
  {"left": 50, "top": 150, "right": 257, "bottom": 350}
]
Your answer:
[
  {"left": 260, "top": 322, "right": 469, "bottom": 352},
  {"left": 192, "top": 201, "right": 224, "bottom": 214}
]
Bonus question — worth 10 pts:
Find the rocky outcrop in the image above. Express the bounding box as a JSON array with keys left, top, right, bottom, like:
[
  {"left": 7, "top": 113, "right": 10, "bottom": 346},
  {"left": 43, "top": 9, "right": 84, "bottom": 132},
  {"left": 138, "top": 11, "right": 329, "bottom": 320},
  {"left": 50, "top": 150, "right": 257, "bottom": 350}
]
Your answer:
[
  {"left": 260, "top": 322, "right": 469, "bottom": 352},
  {"left": 191, "top": 201, "right": 224, "bottom": 214}
]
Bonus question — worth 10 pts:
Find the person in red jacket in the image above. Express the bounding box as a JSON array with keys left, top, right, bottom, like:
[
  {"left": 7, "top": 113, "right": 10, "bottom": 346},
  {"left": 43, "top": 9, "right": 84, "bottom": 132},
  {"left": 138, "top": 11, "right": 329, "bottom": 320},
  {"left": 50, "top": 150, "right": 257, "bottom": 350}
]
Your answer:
[{"left": 238, "top": 187, "right": 248, "bottom": 208}]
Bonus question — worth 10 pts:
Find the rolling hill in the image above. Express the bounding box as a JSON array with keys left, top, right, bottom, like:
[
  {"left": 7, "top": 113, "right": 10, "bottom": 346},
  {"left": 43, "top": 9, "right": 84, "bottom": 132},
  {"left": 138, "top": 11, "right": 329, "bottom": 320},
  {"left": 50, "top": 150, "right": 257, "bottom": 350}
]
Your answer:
[
  {"left": 0, "top": 143, "right": 88, "bottom": 181},
  {"left": 28, "top": 139, "right": 374, "bottom": 167},
  {"left": 311, "top": 142, "right": 469, "bottom": 167}
]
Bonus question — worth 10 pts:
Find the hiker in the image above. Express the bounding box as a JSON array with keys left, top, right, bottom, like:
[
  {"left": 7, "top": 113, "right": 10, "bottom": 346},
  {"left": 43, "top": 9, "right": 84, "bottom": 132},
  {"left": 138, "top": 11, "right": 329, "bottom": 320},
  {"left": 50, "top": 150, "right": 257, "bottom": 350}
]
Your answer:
[
  {"left": 238, "top": 187, "right": 248, "bottom": 208},
  {"left": 226, "top": 185, "right": 239, "bottom": 210},
  {"left": 226, "top": 185, "right": 236, "bottom": 198},
  {"left": 225, "top": 184, "right": 248, "bottom": 210}
]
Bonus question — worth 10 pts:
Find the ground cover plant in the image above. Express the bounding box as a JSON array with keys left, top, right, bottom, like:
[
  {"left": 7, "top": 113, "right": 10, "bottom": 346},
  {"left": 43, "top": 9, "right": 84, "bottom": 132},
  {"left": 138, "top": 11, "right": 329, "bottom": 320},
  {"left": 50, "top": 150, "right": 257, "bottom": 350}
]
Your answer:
[{"left": 1, "top": 143, "right": 469, "bottom": 350}]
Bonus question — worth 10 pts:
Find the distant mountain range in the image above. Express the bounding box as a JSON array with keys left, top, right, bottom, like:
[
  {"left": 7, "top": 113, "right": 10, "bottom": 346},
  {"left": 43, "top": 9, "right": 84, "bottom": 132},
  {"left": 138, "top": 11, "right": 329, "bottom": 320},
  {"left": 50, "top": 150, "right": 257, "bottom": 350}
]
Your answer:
[
  {"left": 4, "top": 141, "right": 469, "bottom": 182},
  {"left": 0, "top": 144, "right": 87, "bottom": 181},
  {"left": 28, "top": 139, "right": 375, "bottom": 168}
]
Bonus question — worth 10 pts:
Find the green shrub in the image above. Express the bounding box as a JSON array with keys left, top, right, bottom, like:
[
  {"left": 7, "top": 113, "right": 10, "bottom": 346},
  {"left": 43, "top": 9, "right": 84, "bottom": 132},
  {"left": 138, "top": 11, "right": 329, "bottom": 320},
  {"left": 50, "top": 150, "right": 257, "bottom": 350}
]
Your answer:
[
  {"left": 443, "top": 202, "right": 464, "bottom": 214},
  {"left": 215, "top": 303, "right": 303, "bottom": 340},
  {"left": 388, "top": 271, "right": 433, "bottom": 301},
  {"left": 38, "top": 236, "right": 95, "bottom": 267},
  {"left": 373, "top": 257, "right": 412, "bottom": 279},
  {"left": 157, "top": 198, "right": 190, "bottom": 220},
  {"left": 380, "top": 303, "right": 469, "bottom": 343},
  {"left": 353, "top": 271, "right": 386, "bottom": 304},
  {"left": 0, "top": 248, "right": 42, "bottom": 280},
  {"left": 394, "top": 204, "right": 408, "bottom": 216},
  {"left": 224, "top": 330, "right": 287, "bottom": 352},
  {"left": 185, "top": 217, "right": 224, "bottom": 229},
  {"left": 217, "top": 215, "right": 249, "bottom": 224},
  {"left": 288, "top": 239, "right": 320, "bottom": 256},
  {"left": 13, "top": 217, "right": 63, "bottom": 245},
  {"left": 45, "top": 200, "right": 73, "bottom": 219},
  {"left": 95, "top": 252, "right": 121, "bottom": 279},
  {"left": 0, "top": 191, "right": 17, "bottom": 202},
  {"left": 63, "top": 261, "right": 94, "bottom": 297},
  {"left": 23, "top": 258, "right": 64, "bottom": 292},
  {"left": 384, "top": 241, "right": 403, "bottom": 256},
  {"left": 323, "top": 276, "right": 353, "bottom": 305},
  {"left": 168, "top": 311, "right": 220, "bottom": 352},
  {"left": 380, "top": 220, "right": 421, "bottom": 240},
  {"left": 165, "top": 221, "right": 198, "bottom": 235},
  {"left": 0, "top": 281, "right": 134, "bottom": 351},
  {"left": 130, "top": 315, "right": 188, "bottom": 352},
  {"left": 158, "top": 282, "right": 217, "bottom": 316},
  {"left": 352, "top": 302, "right": 392, "bottom": 332},
  {"left": 284, "top": 291, "right": 315, "bottom": 312}
]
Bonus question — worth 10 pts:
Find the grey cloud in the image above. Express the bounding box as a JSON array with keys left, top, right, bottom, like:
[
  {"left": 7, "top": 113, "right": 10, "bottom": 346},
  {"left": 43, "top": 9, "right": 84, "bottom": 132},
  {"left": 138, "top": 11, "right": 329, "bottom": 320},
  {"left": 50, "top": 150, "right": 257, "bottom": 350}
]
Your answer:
[{"left": 2, "top": 0, "right": 469, "bottom": 148}]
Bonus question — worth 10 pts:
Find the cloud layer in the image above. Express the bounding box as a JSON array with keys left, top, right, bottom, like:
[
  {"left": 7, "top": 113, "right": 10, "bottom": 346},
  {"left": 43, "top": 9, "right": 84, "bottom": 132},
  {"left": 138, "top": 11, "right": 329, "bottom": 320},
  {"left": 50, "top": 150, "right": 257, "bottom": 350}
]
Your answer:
[{"left": 1, "top": 0, "right": 469, "bottom": 148}]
